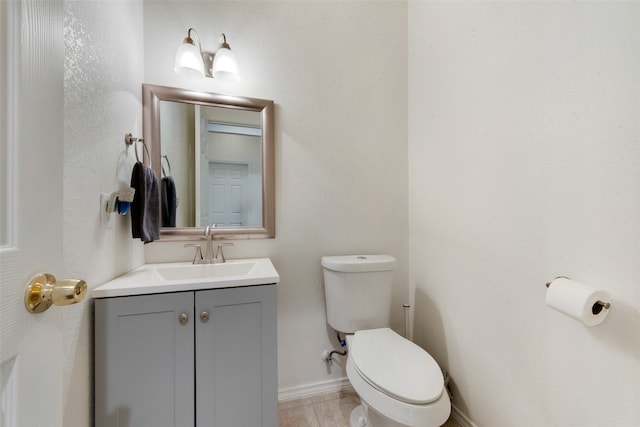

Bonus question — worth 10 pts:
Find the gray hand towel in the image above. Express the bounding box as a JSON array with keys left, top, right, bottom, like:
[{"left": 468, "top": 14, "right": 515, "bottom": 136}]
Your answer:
[
  {"left": 130, "top": 162, "right": 160, "bottom": 243},
  {"left": 161, "top": 175, "right": 177, "bottom": 227}
]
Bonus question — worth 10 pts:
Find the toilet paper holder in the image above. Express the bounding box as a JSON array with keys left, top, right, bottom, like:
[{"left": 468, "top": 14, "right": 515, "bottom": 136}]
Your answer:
[{"left": 545, "top": 276, "right": 611, "bottom": 314}]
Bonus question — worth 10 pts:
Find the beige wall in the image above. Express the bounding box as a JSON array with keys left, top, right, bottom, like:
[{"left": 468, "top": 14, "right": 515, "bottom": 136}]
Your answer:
[{"left": 408, "top": 2, "right": 640, "bottom": 425}]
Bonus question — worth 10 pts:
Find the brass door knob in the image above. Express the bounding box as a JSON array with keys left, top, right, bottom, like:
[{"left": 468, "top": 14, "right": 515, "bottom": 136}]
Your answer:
[{"left": 24, "top": 273, "right": 87, "bottom": 313}]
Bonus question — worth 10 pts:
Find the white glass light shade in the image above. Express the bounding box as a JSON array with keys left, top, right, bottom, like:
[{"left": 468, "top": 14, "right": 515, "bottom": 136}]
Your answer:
[
  {"left": 174, "top": 42, "right": 205, "bottom": 79},
  {"left": 212, "top": 47, "right": 239, "bottom": 81}
]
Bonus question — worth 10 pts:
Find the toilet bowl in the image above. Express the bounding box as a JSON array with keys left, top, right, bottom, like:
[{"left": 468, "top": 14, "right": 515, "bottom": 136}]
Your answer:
[
  {"left": 321, "top": 255, "right": 451, "bottom": 427},
  {"left": 346, "top": 328, "right": 451, "bottom": 427}
]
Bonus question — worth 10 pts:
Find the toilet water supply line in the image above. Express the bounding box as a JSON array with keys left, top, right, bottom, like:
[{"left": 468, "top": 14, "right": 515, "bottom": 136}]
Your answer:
[
  {"left": 322, "top": 304, "right": 413, "bottom": 365},
  {"left": 322, "top": 332, "right": 347, "bottom": 365}
]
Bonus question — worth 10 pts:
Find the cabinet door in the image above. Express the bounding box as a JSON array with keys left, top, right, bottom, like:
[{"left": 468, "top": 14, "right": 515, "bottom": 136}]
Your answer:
[
  {"left": 95, "top": 292, "right": 195, "bottom": 427},
  {"left": 195, "top": 285, "right": 277, "bottom": 427}
]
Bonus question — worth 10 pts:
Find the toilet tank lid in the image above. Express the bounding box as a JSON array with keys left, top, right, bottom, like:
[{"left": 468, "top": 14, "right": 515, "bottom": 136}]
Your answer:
[
  {"left": 321, "top": 255, "right": 396, "bottom": 273},
  {"left": 350, "top": 328, "right": 444, "bottom": 405}
]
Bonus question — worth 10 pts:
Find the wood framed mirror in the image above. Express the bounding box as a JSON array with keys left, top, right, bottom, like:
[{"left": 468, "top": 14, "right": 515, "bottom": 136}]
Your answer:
[{"left": 142, "top": 84, "right": 275, "bottom": 240}]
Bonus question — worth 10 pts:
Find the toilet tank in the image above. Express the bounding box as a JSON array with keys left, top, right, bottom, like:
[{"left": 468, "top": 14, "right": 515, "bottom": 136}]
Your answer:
[{"left": 321, "top": 255, "right": 396, "bottom": 333}]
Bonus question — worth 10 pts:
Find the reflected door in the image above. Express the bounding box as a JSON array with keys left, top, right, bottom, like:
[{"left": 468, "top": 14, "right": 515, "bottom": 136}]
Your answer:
[{"left": 208, "top": 162, "right": 248, "bottom": 226}]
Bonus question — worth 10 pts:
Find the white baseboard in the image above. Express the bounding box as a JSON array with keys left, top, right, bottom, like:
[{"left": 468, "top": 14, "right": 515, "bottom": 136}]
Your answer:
[
  {"left": 278, "top": 377, "right": 352, "bottom": 402},
  {"left": 451, "top": 403, "right": 478, "bottom": 427}
]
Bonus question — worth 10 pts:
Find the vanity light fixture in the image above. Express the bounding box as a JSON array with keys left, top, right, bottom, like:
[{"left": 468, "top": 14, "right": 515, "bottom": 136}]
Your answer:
[
  {"left": 174, "top": 28, "right": 239, "bottom": 81},
  {"left": 211, "top": 34, "right": 239, "bottom": 81}
]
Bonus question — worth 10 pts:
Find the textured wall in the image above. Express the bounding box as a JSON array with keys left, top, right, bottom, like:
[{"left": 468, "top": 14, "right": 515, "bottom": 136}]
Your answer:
[
  {"left": 63, "top": 1, "right": 144, "bottom": 424},
  {"left": 409, "top": 2, "right": 640, "bottom": 425},
  {"left": 143, "top": 1, "right": 409, "bottom": 395}
]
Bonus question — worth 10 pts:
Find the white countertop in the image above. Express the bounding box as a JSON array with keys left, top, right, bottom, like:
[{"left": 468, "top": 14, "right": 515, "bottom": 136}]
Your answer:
[{"left": 92, "top": 258, "right": 279, "bottom": 298}]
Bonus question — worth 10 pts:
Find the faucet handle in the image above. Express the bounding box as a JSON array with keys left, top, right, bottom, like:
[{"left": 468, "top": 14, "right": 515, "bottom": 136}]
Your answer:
[
  {"left": 184, "top": 243, "right": 204, "bottom": 264},
  {"left": 214, "top": 243, "right": 233, "bottom": 263}
]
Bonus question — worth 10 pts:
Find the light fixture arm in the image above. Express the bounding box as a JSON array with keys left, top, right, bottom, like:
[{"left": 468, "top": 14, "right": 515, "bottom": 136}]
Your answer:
[
  {"left": 185, "top": 28, "right": 203, "bottom": 53},
  {"left": 219, "top": 33, "right": 231, "bottom": 50}
]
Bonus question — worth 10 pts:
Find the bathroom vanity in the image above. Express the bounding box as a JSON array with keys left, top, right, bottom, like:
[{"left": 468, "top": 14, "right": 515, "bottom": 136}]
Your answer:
[{"left": 92, "top": 259, "right": 279, "bottom": 427}]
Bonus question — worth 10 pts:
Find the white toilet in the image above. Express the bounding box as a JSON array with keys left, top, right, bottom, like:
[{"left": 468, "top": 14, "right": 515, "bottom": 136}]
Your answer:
[{"left": 321, "top": 255, "right": 451, "bottom": 427}]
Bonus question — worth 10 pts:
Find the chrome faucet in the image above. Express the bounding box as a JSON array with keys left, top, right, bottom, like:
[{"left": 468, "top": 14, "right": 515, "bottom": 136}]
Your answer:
[
  {"left": 203, "top": 224, "right": 216, "bottom": 263},
  {"left": 184, "top": 225, "right": 233, "bottom": 264}
]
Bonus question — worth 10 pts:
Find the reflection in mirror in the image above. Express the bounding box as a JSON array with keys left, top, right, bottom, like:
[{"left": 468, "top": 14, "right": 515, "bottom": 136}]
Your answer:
[
  {"left": 143, "top": 84, "right": 274, "bottom": 240},
  {"left": 160, "top": 102, "right": 262, "bottom": 228}
]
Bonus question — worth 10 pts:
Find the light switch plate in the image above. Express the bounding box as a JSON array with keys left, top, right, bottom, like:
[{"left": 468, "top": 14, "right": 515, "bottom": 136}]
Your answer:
[{"left": 100, "top": 193, "right": 114, "bottom": 228}]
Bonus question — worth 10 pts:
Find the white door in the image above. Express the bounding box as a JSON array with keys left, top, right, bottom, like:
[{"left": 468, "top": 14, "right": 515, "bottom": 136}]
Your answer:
[
  {"left": 0, "top": 2, "right": 65, "bottom": 426},
  {"left": 208, "top": 162, "right": 249, "bottom": 226}
]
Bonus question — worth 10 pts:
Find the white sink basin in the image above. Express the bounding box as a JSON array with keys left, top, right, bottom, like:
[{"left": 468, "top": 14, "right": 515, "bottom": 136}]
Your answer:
[
  {"left": 92, "top": 258, "right": 279, "bottom": 298},
  {"left": 155, "top": 262, "right": 256, "bottom": 281}
]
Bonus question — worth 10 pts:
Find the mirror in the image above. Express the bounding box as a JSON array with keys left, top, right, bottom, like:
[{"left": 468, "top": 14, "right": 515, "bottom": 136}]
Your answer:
[{"left": 142, "top": 84, "right": 275, "bottom": 240}]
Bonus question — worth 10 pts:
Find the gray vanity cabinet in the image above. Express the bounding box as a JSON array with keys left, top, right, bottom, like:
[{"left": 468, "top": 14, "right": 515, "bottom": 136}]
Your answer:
[{"left": 94, "top": 284, "right": 277, "bottom": 427}]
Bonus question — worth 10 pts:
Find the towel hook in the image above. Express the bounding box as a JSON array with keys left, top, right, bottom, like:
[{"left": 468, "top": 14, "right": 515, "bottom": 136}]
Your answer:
[{"left": 125, "top": 133, "right": 151, "bottom": 166}]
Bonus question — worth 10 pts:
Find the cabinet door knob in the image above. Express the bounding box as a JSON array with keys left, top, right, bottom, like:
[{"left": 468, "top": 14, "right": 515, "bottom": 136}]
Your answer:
[
  {"left": 178, "top": 313, "right": 189, "bottom": 324},
  {"left": 200, "top": 311, "right": 209, "bottom": 322}
]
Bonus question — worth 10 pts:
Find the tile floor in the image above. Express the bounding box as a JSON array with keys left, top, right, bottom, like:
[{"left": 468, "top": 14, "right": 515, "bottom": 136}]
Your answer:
[{"left": 278, "top": 388, "right": 460, "bottom": 427}]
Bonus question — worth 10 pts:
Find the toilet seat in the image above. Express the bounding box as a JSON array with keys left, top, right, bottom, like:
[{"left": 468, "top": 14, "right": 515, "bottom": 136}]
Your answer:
[
  {"left": 347, "top": 328, "right": 451, "bottom": 426},
  {"left": 351, "top": 328, "right": 444, "bottom": 404}
]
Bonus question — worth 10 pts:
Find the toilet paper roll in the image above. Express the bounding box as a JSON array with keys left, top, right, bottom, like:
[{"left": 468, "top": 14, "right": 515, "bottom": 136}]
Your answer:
[{"left": 545, "top": 277, "right": 610, "bottom": 326}]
